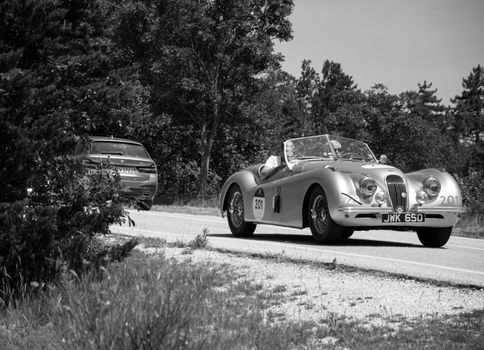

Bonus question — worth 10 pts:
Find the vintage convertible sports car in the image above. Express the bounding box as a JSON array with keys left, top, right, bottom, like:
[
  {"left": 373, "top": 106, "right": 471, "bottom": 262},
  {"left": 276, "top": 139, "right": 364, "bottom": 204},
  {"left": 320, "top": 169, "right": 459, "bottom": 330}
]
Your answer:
[{"left": 219, "top": 135, "right": 465, "bottom": 247}]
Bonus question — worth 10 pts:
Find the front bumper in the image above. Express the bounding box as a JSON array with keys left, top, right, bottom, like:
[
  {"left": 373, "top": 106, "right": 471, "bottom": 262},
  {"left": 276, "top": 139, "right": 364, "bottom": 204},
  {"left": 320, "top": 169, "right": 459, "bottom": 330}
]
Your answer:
[{"left": 332, "top": 205, "right": 465, "bottom": 229}]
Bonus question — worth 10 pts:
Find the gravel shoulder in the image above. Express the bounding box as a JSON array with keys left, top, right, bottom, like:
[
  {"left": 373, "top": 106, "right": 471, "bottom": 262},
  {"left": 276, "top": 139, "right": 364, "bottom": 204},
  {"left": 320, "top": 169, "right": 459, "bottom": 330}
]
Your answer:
[{"left": 137, "top": 243, "right": 484, "bottom": 328}]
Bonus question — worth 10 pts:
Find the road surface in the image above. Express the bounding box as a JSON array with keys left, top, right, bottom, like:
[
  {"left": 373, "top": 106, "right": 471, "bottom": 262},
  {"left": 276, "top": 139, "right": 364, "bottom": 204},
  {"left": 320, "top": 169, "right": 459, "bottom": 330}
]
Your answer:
[{"left": 111, "top": 210, "right": 484, "bottom": 288}]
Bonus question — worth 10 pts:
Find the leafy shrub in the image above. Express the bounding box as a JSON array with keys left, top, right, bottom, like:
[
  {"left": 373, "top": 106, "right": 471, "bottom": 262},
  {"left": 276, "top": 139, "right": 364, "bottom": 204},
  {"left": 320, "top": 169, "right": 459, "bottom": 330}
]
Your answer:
[
  {"left": 456, "top": 168, "right": 484, "bottom": 217},
  {"left": 0, "top": 163, "right": 128, "bottom": 306},
  {"left": 157, "top": 159, "right": 221, "bottom": 204}
]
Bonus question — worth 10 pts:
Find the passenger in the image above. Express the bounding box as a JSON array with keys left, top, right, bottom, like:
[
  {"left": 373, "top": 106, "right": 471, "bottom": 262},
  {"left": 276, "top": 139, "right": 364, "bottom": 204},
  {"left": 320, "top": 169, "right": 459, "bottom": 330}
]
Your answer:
[{"left": 260, "top": 155, "right": 282, "bottom": 177}]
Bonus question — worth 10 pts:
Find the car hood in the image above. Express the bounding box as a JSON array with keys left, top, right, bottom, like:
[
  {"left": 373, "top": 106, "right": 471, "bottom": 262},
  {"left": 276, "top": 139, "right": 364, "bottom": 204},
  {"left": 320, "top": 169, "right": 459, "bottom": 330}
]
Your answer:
[{"left": 299, "top": 160, "right": 405, "bottom": 180}]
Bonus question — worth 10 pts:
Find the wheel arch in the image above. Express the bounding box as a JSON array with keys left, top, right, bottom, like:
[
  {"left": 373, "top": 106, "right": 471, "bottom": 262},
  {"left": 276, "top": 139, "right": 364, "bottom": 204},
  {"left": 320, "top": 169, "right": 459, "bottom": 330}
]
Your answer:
[
  {"left": 221, "top": 182, "right": 240, "bottom": 213},
  {"left": 302, "top": 183, "right": 324, "bottom": 228},
  {"left": 219, "top": 169, "right": 259, "bottom": 216},
  {"left": 301, "top": 168, "right": 352, "bottom": 228}
]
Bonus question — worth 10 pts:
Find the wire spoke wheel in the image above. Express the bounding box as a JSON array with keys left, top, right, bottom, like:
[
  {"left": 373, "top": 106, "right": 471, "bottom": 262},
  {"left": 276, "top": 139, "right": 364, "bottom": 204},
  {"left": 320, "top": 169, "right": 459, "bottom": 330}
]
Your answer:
[
  {"left": 308, "top": 186, "right": 343, "bottom": 244},
  {"left": 229, "top": 191, "right": 244, "bottom": 228},
  {"left": 311, "top": 195, "right": 329, "bottom": 234},
  {"left": 227, "top": 184, "right": 256, "bottom": 237}
]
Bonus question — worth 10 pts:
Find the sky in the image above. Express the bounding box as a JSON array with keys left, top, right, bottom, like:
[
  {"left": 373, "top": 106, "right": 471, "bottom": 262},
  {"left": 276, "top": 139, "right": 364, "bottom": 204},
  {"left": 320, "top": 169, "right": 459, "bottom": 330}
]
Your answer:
[{"left": 273, "top": 0, "right": 484, "bottom": 105}]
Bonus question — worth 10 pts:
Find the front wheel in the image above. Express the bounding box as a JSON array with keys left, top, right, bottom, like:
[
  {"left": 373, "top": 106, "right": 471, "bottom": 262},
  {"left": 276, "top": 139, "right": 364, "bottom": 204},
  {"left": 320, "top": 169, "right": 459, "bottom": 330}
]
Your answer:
[
  {"left": 308, "top": 186, "right": 343, "bottom": 244},
  {"left": 342, "top": 230, "right": 354, "bottom": 239},
  {"left": 416, "top": 227, "right": 452, "bottom": 247},
  {"left": 227, "top": 185, "right": 256, "bottom": 237}
]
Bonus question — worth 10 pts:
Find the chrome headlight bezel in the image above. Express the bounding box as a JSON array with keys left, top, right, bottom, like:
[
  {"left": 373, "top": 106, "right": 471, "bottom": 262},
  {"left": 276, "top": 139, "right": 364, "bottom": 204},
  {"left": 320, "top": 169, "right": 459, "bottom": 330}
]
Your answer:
[
  {"left": 375, "top": 190, "right": 386, "bottom": 205},
  {"left": 358, "top": 176, "right": 378, "bottom": 198},
  {"left": 423, "top": 176, "right": 441, "bottom": 199},
  {"left": 416, "top": 190, "right": 428, "bottom": 204}
]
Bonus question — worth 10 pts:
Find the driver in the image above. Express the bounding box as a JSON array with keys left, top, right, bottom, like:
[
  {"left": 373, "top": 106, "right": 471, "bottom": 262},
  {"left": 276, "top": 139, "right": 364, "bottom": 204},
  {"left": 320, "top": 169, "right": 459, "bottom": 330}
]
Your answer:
[{"left": 330, "top": 140, "right": 342, "bottom": 157}]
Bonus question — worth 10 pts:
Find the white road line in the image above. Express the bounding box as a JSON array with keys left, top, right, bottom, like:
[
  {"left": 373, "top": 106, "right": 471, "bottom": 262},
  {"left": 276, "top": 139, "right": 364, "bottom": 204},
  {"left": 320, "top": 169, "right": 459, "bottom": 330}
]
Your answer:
[
  {"left": 255, "top": 240, "right": 484, "bottom": 277},
  {"left": 447, "top": 244, "right": 484, "bottom": 252},
  {"left": 127, "top": 211, "right": 484, "bottom": 250},
  {"left": 113, "top": 226, "right": 484, "bottom": 278}
]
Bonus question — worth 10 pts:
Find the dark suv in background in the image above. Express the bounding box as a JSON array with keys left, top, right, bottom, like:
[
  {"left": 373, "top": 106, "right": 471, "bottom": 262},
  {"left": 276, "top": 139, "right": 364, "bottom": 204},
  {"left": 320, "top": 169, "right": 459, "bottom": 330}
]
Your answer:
[{"left": 74, "top": 136, "right": 158, "bottom": 210}]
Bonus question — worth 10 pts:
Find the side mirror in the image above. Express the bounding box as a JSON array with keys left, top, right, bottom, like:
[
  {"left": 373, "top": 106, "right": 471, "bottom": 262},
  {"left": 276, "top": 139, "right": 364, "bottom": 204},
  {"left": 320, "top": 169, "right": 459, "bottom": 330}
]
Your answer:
[{"left": 379, "top": 154, "right": 388, "bottom": 164}]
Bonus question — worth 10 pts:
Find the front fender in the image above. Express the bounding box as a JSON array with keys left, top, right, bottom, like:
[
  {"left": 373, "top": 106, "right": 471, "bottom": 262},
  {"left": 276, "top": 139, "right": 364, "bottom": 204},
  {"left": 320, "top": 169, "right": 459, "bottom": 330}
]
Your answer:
[
  {"left": 406, "top": 168, "right": 464, "bottom": 208},
  {"left": 219, "top": 168, "right": 259, "bottom": 217},
  {"left": 312, "top": 168, "right": 360, "bottom": 221},
  {"left": 278, "top": 166, "right": 358, "bottom": 228}
]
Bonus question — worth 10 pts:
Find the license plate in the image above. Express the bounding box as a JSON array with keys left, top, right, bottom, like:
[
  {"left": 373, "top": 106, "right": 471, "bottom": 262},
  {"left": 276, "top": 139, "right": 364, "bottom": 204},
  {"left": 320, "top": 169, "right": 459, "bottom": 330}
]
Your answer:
[
  {"left": 382, "top": 212, "right": 425, "bottom": 223},
  {"left": 115, "top": 167, "right": 135, "bottom": 173}
]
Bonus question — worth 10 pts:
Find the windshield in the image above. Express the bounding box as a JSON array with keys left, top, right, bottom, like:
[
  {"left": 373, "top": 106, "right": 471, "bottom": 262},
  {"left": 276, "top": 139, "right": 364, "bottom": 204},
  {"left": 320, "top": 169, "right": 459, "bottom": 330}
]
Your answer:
[{"left": 284, "top": 135, "right": 377, "bottom": 165}]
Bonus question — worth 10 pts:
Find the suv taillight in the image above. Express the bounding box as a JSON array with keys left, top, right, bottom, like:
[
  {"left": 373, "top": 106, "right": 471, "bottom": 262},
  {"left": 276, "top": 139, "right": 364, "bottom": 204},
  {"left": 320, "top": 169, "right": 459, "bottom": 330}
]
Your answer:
[{"left": 137, "top": 165, "right": 157, "bottom": 173}]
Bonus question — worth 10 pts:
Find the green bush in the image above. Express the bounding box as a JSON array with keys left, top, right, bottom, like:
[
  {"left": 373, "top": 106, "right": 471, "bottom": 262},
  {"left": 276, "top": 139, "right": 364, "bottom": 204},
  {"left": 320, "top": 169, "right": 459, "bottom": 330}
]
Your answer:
[
  {"left": 0, "top": 163, "right": 128, "bottom": 306},
  {"left": 456, "top": 168, "right": 484, "bottom": 217}
]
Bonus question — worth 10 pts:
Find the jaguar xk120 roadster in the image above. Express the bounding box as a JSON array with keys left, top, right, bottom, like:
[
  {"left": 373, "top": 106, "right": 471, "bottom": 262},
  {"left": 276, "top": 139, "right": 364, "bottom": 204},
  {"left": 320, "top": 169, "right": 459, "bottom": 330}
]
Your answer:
[{"left": 219, "top": 134, "right": 465, "bottom": 247}]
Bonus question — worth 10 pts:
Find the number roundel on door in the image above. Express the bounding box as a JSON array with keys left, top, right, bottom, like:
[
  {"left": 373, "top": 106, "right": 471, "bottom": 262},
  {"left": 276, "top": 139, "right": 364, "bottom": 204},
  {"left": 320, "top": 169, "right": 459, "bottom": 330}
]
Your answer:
[{"left": 253, "top": 188, "right": 265, "bottom": 221}]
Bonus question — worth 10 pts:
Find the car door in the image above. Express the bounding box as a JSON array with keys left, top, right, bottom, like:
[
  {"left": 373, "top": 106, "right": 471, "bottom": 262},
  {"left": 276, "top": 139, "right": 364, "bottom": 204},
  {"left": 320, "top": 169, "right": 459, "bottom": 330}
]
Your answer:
[{"left": 251, "top": 165, "right": 292, "bottom": 225}]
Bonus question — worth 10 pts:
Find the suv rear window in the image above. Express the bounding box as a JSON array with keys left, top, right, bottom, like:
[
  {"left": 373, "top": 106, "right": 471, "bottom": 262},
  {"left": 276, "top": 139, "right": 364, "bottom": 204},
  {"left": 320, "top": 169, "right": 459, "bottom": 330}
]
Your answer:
[{"left": 91, "top": 141, "right": 149, "bottom": 158}]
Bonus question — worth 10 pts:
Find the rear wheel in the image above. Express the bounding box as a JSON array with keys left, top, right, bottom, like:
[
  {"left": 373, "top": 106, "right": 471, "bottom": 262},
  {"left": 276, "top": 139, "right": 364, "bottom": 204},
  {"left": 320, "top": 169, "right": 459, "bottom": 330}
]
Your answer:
[
  {"left": 308, "top": 186, "right": 343, "bottom": 244},
  {"left": 137, "top": 199, "right": 153, "bottom": 210},
  {"left": 416, "top": 227, "right": 452, "bottom": 247},
  {"left": 227, "top": 185, "right": 256, "bottom": 237}
]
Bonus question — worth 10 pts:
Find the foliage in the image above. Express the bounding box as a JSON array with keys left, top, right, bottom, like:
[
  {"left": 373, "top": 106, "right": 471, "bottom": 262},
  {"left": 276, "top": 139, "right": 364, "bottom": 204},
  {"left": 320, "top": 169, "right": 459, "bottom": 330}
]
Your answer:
[
  {"left": 186, "top": 228, "right": 209, "bottom": 251},
  {"left": 456, "top": 169, "right": 484, "bottom": 217},
  {"left": 0, "top": 165, "right": 128, "bottom": 305},
  {"left": 0, "top": 0, "right": 135, "bottom": 304},
  {"left": 118, "top": 0, "right": 294, "bottom": 198},
  {"left": 452, "top": 64, "right": 484, "bottom": 144},
  {"left": 311, "top": 60, "right": 362, "bottom": 135}
]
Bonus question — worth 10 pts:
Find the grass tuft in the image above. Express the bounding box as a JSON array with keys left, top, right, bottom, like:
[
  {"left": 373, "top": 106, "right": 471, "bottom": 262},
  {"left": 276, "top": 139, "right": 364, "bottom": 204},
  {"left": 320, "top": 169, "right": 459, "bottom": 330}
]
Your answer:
[{"left": 187, "top": 228, "right": 210, "bottom": 250}]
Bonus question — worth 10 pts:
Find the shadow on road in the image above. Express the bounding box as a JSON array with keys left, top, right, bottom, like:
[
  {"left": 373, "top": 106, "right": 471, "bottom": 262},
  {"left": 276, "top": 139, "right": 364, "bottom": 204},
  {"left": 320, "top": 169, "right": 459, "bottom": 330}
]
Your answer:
[{"left": 208, "top": 232, "right": 421, "bottom": 248}]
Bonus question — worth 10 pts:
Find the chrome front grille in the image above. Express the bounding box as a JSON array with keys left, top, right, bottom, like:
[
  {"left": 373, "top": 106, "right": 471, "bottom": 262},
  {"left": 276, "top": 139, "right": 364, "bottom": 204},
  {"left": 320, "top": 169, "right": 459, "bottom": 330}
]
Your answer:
[{"left": 386, "top": 175, "right": 407, "bottom": 211}]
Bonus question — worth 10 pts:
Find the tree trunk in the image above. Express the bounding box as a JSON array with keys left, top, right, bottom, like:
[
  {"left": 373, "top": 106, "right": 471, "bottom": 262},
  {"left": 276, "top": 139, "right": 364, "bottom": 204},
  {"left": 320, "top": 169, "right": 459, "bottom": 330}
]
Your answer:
[{"left": 199, "top": 104, "right": 220, "bottom": 200}]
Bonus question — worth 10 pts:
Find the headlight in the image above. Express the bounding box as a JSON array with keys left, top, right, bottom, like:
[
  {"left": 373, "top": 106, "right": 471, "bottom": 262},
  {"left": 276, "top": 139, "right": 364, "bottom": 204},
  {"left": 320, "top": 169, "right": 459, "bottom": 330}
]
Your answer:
[
  {"left": 423, "top": 176, "right": 441, "bottom": 199},
  {"left": 375, "top": 191, "right": 385, "bottom": 205},
  {"left": 359, "top": 177, "right": 377, "bottom": 198},
  {"left": 416, "top": 190, "right": 427, "bottom": 204}
]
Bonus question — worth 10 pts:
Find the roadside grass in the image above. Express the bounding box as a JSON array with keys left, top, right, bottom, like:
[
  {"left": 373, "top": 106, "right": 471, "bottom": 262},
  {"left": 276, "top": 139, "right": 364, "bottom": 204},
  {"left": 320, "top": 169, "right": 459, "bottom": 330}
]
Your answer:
[
  {"left": 454, "top": 213, "right": 484, "bottom": 239},
  {"left": 152, "top": 204, "right": 219, "bottom": 217},
  {"left": 1, "top": 236, "right": 483, "bottom": 349}
]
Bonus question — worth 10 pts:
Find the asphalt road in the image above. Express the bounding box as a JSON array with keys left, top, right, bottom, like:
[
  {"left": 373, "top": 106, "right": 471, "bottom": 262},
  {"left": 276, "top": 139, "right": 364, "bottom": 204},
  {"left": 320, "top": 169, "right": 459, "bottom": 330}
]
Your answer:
[{"left": 111, "top": 210, "right": 484, "bottom": 288}]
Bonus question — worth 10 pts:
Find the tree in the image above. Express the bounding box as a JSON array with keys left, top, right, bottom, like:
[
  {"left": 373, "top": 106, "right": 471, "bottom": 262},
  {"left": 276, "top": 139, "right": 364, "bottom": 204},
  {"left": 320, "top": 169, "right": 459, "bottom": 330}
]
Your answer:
[
  {"left": 0, "top": 0, "right": 135, "bottom": 301},
  {"left": 384, "top": 84, "right": 451, "bottom": 171},
  {"left": 452, "top": 65, "right": 484, "bottom": 144},
  {"left": 135, "top": 0, "right": 293, "bottom": 198},
  {"left": 311, "top": 60, "right": 360, "bottom": 134},
  {"left": 450, "top": 65, "right": 484, "bottom": 191},
  {"left": 412, "top": 81, "right": 447, "bottom": 131},
  {"left": 362, "top": 84, "right": 401, "bottom": 155},
  {"left": 295, "top": 59, "right": 319, "bottom": 136}
]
